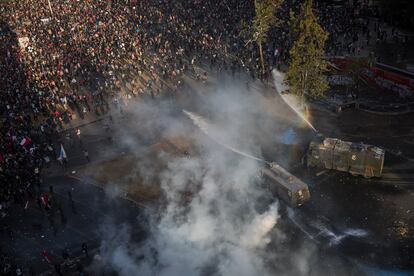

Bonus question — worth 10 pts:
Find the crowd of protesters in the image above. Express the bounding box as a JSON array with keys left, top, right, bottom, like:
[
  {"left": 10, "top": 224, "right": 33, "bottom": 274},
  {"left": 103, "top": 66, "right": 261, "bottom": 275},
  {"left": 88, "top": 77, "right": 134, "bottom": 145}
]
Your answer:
[
  {"left": 0, "top": 0, "right": 269, "bottom": 228},
  {"left": 0, "top": 0, "right": 406, "bottom": 274}
]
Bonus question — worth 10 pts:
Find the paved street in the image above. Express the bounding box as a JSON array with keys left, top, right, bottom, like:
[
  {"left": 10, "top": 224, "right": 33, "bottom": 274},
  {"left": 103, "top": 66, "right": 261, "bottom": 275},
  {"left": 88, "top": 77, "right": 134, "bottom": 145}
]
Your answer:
[
  {"left": 1, "top": 173, "right": 146, "bottom": 275},
  {"left": 2, "top": 0, "right": 414, "bottom": 275},
  {"left": 176, "top": 68, "right": 414, "bottom": 270},
  {"left": 1, "top": 66, "right": 413, "bottom": 275}
]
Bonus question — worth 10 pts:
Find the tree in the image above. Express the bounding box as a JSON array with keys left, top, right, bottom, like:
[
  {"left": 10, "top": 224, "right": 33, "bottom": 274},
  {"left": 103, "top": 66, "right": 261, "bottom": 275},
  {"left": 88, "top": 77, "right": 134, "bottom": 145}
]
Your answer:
[
  {"left": 252, "top": 0, "right": 283, "bottom": 76},
  {"left": 285, "top": 0, "right": 328, "bottom": 102}
]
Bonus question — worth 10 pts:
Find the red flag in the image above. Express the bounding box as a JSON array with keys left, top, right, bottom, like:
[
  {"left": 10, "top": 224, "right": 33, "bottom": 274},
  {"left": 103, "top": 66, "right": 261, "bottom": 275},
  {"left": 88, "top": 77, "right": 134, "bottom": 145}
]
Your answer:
[
  {"left": 42, "top": 250, "right": 52, "bottom": 263},
  {"left": 20, "top": 137, "right": 32, "bottom": 147},
  {"left": 41, "top": 193, "right": 49, "bottom": 206}
]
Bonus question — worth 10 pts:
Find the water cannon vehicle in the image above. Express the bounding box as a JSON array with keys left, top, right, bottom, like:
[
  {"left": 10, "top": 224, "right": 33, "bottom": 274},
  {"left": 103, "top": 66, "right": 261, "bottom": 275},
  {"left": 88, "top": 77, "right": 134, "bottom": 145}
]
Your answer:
[
  {"left": 307, "top": 137, "right": 385, "bottom": 178},
  {"left": 259, "top": 162, "right": 311, "bottom": 207}
]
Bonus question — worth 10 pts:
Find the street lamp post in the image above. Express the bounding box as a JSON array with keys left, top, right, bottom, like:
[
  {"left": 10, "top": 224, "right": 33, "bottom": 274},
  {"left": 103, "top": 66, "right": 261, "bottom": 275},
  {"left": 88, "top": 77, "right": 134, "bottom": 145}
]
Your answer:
[{"left": 47, "top": 0, "right": 54, "bottom": 17}]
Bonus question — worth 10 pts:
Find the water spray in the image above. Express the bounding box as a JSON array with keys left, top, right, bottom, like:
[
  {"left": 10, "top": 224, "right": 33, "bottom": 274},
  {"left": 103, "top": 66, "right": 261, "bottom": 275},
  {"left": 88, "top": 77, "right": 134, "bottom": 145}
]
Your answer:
[
  {"left": 183, "top": 110, "right": 268, "bottom": 164},
  {"left": 272, "top": 69, "right": 318, "bottom": 133}
]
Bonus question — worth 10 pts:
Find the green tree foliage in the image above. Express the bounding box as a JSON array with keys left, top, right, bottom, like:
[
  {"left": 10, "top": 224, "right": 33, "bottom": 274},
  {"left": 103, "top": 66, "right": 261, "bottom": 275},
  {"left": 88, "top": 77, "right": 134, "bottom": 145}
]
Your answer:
[
  {"left": 252, "top": 0, "right": 283, "bottom": 75},
  {"left": 286, "top": 0, "right": 328, "bottom": 101},
  {"left": 288, "top": 9, "right": 298, "bottom": 40}
]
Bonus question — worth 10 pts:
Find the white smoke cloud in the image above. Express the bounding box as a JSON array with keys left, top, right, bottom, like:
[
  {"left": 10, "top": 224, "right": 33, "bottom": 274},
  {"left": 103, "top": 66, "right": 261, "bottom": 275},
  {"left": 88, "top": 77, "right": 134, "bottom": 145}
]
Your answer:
[
  {"left": 145, "top": 147, "right": 279, "bottom": 275},
  {"left": 89, "top": 72, "right": 328, "bottom": 276},
  {"left": 240, "top": 203, "right": 279, "bottom": 249}
]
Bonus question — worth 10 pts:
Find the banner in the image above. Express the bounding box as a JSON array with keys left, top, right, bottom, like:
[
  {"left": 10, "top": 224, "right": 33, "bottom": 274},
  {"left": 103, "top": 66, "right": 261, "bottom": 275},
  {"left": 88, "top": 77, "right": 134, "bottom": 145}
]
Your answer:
[
  {"left": 330, "top": 57, "right": 414, "bottom": 98},
  {"left": 327, "top": 75, "right": 354, "bottom": 86}
]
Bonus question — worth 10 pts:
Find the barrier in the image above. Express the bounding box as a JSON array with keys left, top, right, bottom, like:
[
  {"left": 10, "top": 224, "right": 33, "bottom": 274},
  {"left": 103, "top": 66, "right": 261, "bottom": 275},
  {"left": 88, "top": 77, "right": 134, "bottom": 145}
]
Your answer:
[{"left": 330, "top": 57, "right": 414, "bottom": 98}]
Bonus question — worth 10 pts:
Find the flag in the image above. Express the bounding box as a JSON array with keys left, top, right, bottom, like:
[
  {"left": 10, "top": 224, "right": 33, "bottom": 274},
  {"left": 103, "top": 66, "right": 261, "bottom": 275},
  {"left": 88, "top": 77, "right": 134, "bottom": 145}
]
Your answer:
[
  {"left": 42, "top": 250, "right": 52, "bottom": 263},
  {"left": 58, "top": 144, "right": 67, "bottom": 160},
  {"left": 41, "top": 193, "right": 49, "bottom": 206},
  {"left": 20, "top": 137, "right": 32, "bottom": 147}
]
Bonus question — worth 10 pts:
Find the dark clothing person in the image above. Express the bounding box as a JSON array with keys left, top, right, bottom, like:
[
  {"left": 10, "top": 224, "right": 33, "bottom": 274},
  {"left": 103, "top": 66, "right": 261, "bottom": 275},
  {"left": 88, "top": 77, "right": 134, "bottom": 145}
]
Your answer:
[
  {"left": 82, "top": 242, "right": 89, "bottom": 257},
  {"left": 84, "top": 150, "right": 90, "bottom": 162},
  {"left": 54, "top": 263, "right": 63, "bottom": 276}
]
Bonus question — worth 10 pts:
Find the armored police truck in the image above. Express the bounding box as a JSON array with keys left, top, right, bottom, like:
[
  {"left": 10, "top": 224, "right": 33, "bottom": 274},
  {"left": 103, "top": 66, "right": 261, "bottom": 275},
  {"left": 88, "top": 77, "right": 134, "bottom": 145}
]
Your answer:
[
  {"left": 307, "top": 137, "right": 385, "bottom": 178},
  {"left": 259, "top": 162, "right": 311, "bottom": 207}
]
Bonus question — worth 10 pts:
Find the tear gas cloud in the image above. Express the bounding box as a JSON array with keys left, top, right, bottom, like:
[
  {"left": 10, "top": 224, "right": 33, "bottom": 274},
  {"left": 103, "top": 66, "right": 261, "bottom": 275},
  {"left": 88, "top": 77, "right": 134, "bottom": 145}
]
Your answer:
[{"left": 91, "top": 72, "right": 342, "bottom": 275}]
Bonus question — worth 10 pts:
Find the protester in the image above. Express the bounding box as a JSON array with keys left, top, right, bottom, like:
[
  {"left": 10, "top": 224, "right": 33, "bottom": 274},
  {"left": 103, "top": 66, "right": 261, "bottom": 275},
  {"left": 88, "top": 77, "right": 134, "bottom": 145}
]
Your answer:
[
  {"left": 0, "top": 0, "right": 402, "bottom": 273},
  {"left": 83, "top": 150, "right": 90, "bottom": 163},
  {"left": 82, "top": 242, "right": 89, "bottom": 258}
]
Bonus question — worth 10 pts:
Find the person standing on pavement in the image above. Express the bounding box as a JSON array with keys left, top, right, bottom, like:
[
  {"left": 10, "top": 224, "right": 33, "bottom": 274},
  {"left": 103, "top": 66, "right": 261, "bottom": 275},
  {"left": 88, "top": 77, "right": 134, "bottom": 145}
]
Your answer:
[
  {"left": 62, "top": 156, "right": 68, "bottom": 169},
  {"left": 15, "top": 267, "right": 23, "bottom": 276},
  {"left": 76, "top": 128, "right": 82, "bottom": 146},
  {"left": 54, "top": 263, "right": 63, "bottom": 276},
  {"left": 68, "top": 189, "right": 77, "bottom": 214},
  {"left": 36, "top": 196, "right": 43, "bottom": 210},
  {"left": 82, "top": 242, "right": 88, "bottom": 258},
  {"left": 83, "top": 95, "right": 90, "bottom": 112},
  {"left": 83, "top": 149, "right": 90, "bottom": 162}
]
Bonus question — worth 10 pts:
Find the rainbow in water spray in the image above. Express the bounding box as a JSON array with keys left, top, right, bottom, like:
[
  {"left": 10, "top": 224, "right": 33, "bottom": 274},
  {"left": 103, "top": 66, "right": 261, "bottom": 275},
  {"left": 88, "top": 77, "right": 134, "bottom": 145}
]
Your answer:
[{"left": 272, "top": 69, "right": 318, "bottom": 132}]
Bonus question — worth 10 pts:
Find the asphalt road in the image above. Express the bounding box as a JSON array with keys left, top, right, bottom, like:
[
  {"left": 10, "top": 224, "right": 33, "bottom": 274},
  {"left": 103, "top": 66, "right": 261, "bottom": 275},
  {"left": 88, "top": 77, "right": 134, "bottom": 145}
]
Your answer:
[
  {"left": 2, "top": 67, "right": 414, "bottom": 275},
  {"left": 0, "top": 172, "right": 146, "bottom": 275},
  {"left": 179, "top": 68, "right": 414, "bottom": 271}
]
